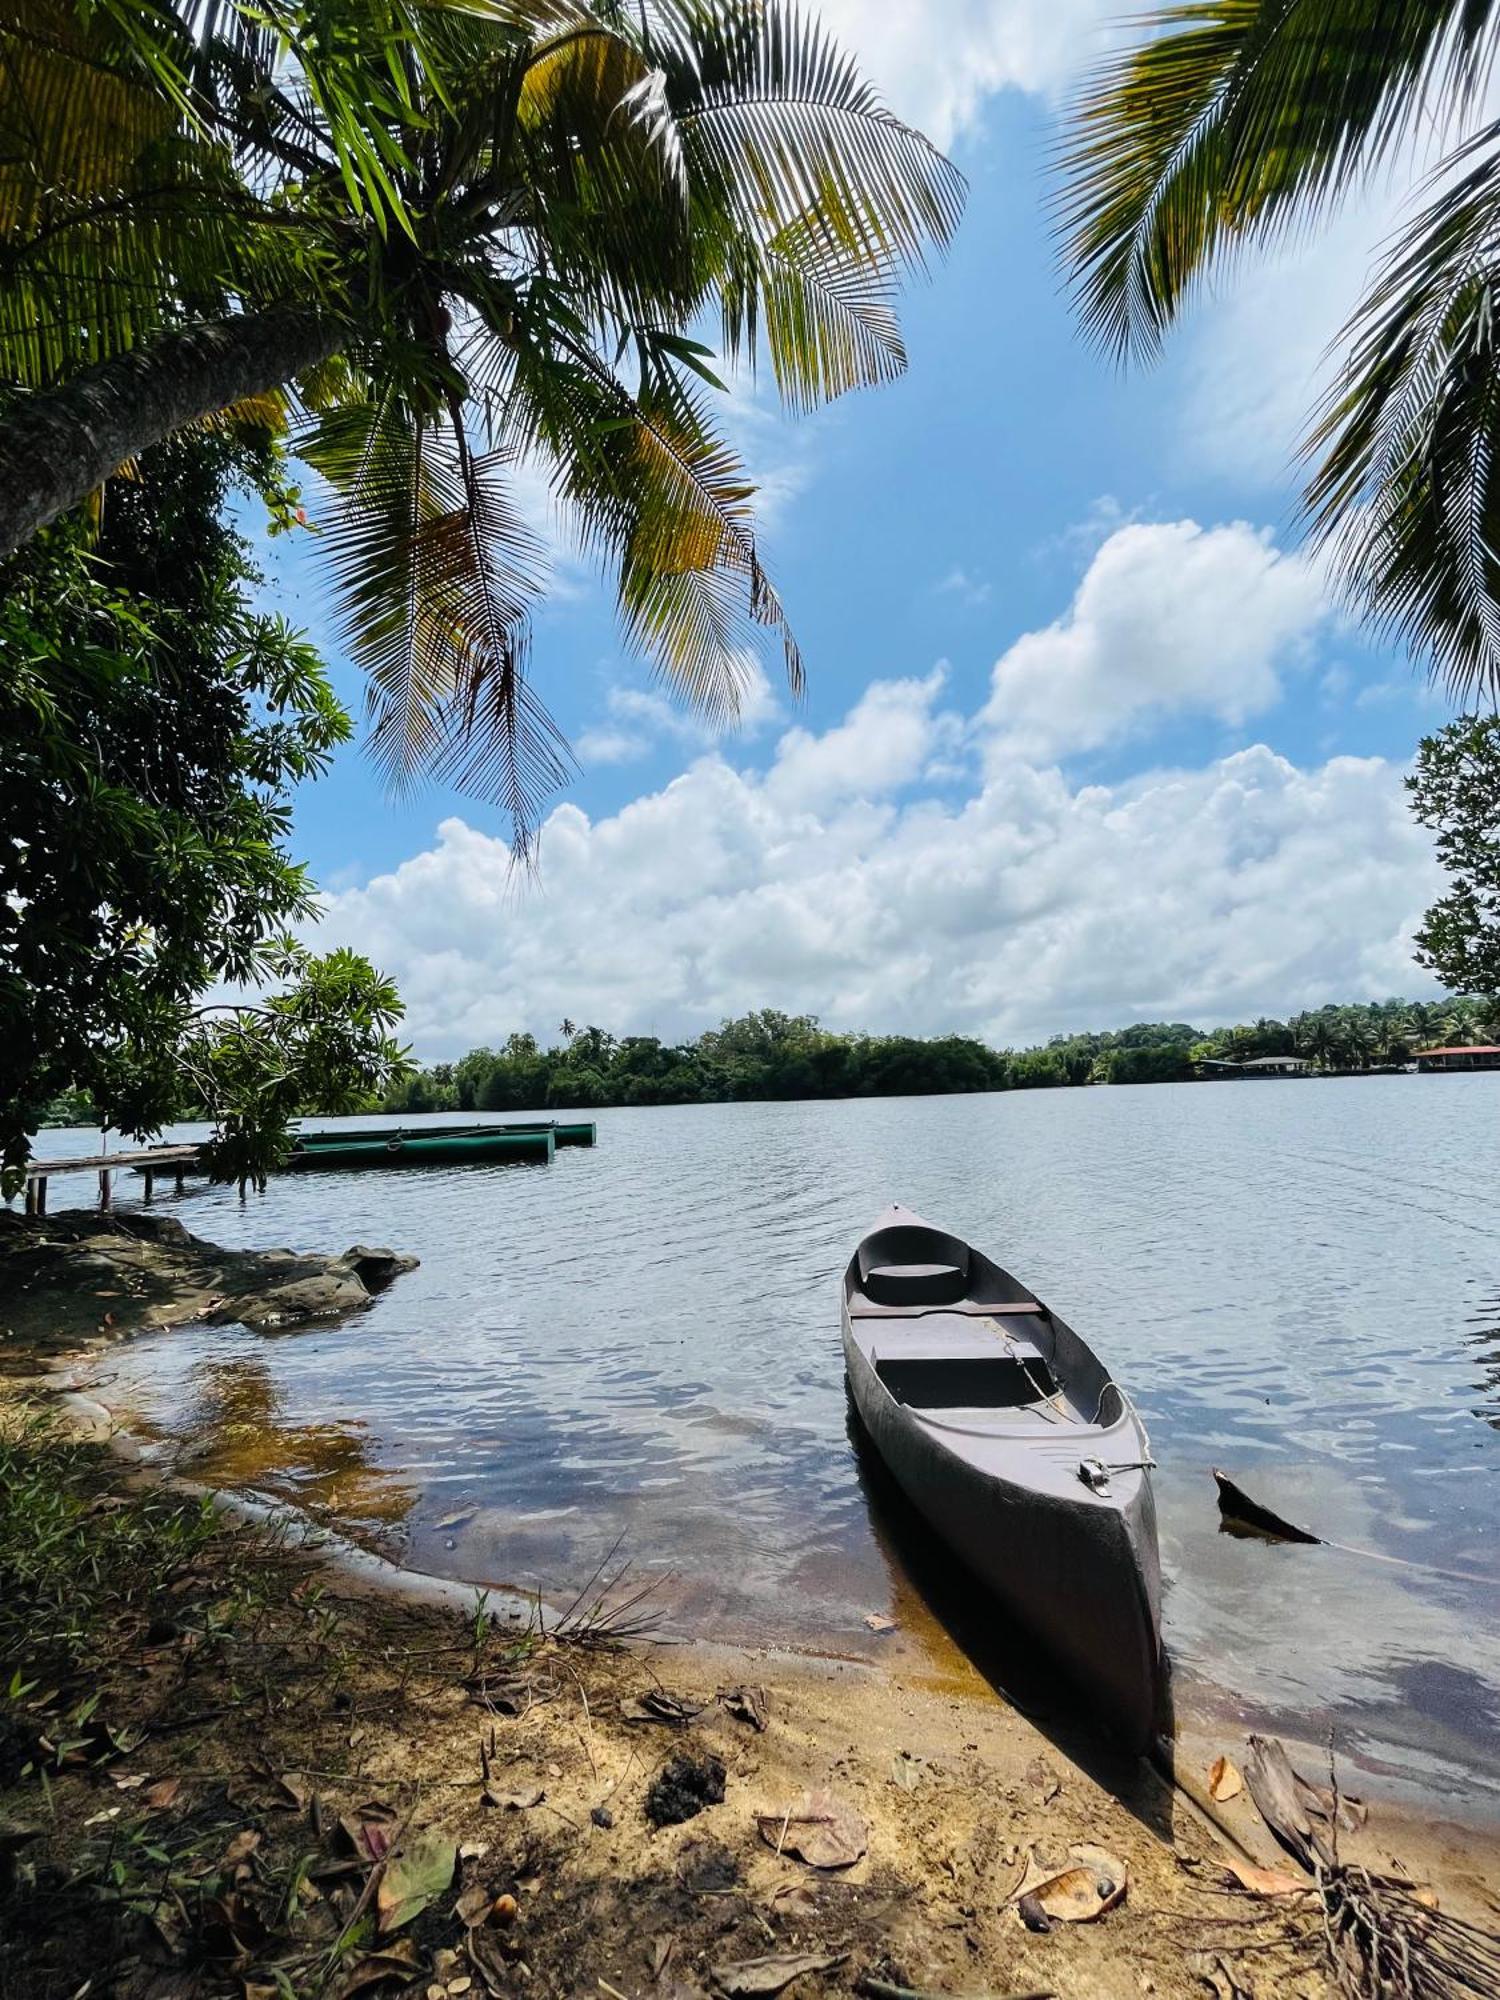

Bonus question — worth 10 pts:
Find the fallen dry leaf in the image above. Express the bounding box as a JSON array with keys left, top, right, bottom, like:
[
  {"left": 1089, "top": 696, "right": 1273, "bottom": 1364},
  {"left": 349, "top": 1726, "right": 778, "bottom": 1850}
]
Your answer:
[
  {"left": 1034, "top": 1864, "right": 1122, "bottom": 1922},
  {"left": 333, "top": 1939, "right": 423, "bottom": 2000},
  {"left": 1221, "top": 1856, "right": 1308, "bottom": 1899},
  {"left": 1009, "top": 1843, "right": 1126, "bottom": 1923},
  {"left": 862, "top": 1612, "right": 896, "bottom": 1634},
  {"left": 483, "top": 1785, "right": 544, "bottom": 1812},
  {"left": 143, "top": 1778, "right": 181, "bottom": 1811},
  {"left": 620, "top": 1691, "right": 703, "bottom": 1727},
  {"left": 1412, "top": 1886, "right": 1440, "bottom": 1911},
  {"left": 341, "top": 1813, "right": 395, "bottom": 1864},
  {"left": 274, "top": 1772, "right": 309, "bottom": 1811},
  {"left": 755, "top": 1791, "right": 867, "bottom": 1870},
  {"left": 1208, "top": 1755, "right": 1244, "bottom": 1803},
  {"left": 648, "top": 1937, "right": 676, "bottom": 1982},
  {"left": 452, "top": 1885, "right": 494, "bottom": 1928},
  {"left": 711, "top": 1953, "right": 846, "bottom": 1997},
  {"left": 376, "top": 1832, "right": 456, "bottom": 1935},
  {"left": 719, "top": 1686, "right": 768, "bottom": 1732},
  {"left": 220, "top": 1829, "right": 261, "bottom": 1870},
  {"left": 767, "top": 1880, "right": 817, "bottom": 1913}
]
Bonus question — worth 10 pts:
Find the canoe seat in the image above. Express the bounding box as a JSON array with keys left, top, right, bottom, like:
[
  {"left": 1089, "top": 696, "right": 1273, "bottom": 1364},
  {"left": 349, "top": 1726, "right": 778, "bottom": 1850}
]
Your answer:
[
  {"left": 849, "top": 1299, "right": 1044, "bottom": 1320},
  {"left": 876, "top": 1355, "right": 1058, "bottom": 1410},
  {"left": 858, "top": 1223, "right": 971, "bottom": 1305}
]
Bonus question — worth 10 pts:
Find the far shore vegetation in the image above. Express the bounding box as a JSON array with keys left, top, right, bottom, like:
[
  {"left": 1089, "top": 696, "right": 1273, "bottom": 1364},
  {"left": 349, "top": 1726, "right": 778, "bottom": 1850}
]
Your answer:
[{"left": 359, "top": 995, "right": 1495, "bottom": 1116}]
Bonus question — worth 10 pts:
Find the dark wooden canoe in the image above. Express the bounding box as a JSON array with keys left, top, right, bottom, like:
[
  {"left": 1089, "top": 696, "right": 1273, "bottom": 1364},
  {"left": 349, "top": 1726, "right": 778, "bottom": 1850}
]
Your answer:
[{"left": 842, "top": 1204, "right": 1164, "bottom": 1749}]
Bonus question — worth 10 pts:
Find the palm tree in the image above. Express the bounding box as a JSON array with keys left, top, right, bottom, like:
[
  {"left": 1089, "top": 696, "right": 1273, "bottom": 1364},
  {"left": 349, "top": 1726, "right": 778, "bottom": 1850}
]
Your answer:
[
  {"left": 1294, "top": 1011, "right": 1341, "bottom": 1070},
  {"left": 1372, "top": 1011, "right": 1416, "bottom": 1065},
  {"left": 1440, "top": 997, "right": 1488, "bottom": 1045},
  {"left": 558, "top": 1018, "right": 577, "bottom": 1041},
  {"left": 1057, "top": 4, "right": 1500, "bottom": 703},
  {"left": 0, "top": 0, "right": 962, "bottom": 845}
]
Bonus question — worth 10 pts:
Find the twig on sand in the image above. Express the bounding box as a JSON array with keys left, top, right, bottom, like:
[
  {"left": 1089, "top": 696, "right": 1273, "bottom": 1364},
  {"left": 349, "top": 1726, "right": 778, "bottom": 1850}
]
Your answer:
[{"left": 857, "top": 1981, "right": 1053, "bottom": 2000}]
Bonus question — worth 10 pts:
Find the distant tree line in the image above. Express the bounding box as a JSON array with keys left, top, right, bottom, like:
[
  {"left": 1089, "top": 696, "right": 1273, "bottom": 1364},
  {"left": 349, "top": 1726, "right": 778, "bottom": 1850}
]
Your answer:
[{"left": 375, "top": 997, "right": 1499, "bottom": 1115}]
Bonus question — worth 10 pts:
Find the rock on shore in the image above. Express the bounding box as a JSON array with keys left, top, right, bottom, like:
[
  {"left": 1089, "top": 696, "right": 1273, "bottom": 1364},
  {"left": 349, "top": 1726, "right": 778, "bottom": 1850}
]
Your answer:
[{"left": 0, "top": 1208, "right": 418, "bottom": 1354}]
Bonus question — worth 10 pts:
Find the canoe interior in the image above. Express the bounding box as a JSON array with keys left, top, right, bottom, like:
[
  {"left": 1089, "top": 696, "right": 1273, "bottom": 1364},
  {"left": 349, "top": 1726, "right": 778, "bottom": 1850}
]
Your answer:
[{"left": 845, "top": 1217, "right": 1116, "bottom": 1435}]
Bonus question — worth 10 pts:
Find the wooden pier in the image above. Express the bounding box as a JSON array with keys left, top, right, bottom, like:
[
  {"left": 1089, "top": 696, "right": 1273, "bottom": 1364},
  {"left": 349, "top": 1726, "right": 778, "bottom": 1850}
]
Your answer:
[{"left": 24, "top": 1144, "right": 205, "bottom": 1215}]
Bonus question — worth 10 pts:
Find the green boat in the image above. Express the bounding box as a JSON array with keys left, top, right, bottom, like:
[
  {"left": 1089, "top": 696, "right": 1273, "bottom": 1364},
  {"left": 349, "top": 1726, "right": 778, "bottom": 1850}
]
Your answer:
[
  {"left": 492, "top": 1119, "right": 596, "bottom": 1148},
  {"left": 285, "top": 1126, "right": 555, "bottom": 1170},
  {"left": 292, "top": 1117, "right": 595, "bottom": 1154}
]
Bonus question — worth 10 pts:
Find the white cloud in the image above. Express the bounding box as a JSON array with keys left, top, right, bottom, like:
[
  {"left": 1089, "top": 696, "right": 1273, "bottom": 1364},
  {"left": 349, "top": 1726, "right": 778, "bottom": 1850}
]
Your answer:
[
  {"left": 815, "top": 0, "right": 1116, "bottom": 144},
  {"left": 935, "top": 566, "right": 992, "bottom": 607},
  {"left": 574, "top": 725, "right": 650, "bottom": 767},
  {"left": 981, "top": 519, "right": 1330, "bottom": 761},
  {"left": 317, "top": 697, "right": 1441, "bottom": 1059},
  {"left": 576, "top": 660, "right": 783, "bottom": 769},
  {"left": 1177, "top": 202, "right": 1389, "bottom": 488},
  {"left": 765, "top": 669, "right": 957, "bottom": 810}
]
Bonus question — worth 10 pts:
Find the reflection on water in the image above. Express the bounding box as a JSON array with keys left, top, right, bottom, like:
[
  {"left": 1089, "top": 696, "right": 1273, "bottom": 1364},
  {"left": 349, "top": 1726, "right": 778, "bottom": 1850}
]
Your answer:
[
  {"left": 42, "top": 1077, "right": 1500, "bottom": 1802},
  {"left": 1464, "top": 1297, "right": 1500, "bottom": 1428},
  {"left": 168, "top": 1355, "right": 418, "bottom": 1539}
]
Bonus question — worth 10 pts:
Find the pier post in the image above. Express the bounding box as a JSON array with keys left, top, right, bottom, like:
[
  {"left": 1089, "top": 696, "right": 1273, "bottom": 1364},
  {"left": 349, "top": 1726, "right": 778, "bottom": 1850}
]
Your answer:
[
  {"left": 98, "top": 1168, "right": 112, "bottom": 1212},
  {"left": 143, "top": 1169, "right": 154, "bottom": 1203}
]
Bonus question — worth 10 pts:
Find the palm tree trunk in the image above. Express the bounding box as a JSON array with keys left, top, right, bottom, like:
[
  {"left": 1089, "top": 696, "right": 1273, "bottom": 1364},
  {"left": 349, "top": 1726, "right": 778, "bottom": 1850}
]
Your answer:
[{"left": 0, "top": 307, "right": 345, "bottom": 555}]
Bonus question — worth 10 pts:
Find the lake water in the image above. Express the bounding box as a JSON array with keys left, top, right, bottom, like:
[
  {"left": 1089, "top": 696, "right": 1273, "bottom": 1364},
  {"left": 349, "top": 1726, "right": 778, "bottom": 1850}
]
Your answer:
[{"left": 38, "top": 1079, "right": 1500, "bottom": 1804}]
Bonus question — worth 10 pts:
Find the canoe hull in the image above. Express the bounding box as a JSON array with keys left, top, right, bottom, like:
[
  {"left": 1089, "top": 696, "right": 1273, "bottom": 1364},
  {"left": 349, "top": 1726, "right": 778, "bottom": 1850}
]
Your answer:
[{"left": 841, "top": 1207, "right": 1164, "bottom": 1751}]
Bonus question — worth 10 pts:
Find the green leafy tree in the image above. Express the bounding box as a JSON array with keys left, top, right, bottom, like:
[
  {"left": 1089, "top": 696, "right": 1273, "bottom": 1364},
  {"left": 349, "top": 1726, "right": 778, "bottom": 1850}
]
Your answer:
[
  {"left": 1058, "top": 2, "right": 1500, "bottom": 700},
  {"left": 0, "top": 0, "right": 962, "bottom": 845},
  {"left": 1409, "top": 715, "right": 1500, "bottom": 996},
  {"left": 0, "top": 430, "right": 409, "bottom": 1191},
  {"left": 182, "top": 945, "right": 409, "bottom": 1191}
]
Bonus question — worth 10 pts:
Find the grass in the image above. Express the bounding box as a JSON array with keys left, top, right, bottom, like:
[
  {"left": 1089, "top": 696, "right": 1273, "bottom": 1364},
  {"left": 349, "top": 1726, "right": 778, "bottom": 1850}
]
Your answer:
[{"left": 0, "top": 1392, "right": 656, "bottom": 2000}]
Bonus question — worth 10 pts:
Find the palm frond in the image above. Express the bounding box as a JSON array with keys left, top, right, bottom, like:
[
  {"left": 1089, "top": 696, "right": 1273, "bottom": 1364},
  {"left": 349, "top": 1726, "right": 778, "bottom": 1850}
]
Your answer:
[
  {"left": 653, "top": 0, "right": 965, "bottom": 277},
  {"left": 721, "top": 213, "right": 906, "bottom": 414},
  {"left": 0, "top": 1, "right": 173, "bottom": 236},
  {"left": 1059, "top": 0, "right": 1500, "bottom": 360},
  {"left": 512, "top": 327, "right": 801, "bottom": 714},
  {"left": 1305, "top": 122, "right": 1500, "bottom": 700},
  {"left": 301, "top": 389, "right": 567, "bottom": 845}
]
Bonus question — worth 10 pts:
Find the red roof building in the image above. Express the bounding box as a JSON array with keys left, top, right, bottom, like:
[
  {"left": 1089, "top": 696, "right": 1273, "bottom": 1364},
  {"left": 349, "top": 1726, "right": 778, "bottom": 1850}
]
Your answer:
[{"left": 1414, "top": 1044, "right": 1500, "bottom": 1070}]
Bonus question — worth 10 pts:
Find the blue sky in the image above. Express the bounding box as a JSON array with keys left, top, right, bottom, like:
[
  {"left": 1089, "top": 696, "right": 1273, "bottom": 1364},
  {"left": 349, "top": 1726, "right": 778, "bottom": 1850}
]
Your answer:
[{"left": 269, "top": 3, "right": 1452, "bottom": 1059}]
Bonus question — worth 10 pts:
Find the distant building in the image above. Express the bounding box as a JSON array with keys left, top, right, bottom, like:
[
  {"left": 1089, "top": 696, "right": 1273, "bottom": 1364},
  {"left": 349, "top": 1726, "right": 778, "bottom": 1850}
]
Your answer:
[
  {"left": 1414, "top": 1044, "right": 1500, "bottom": 1072},
  {"left": 1194, "top": 1054, "right": 1311, "bottom": 1079}
]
